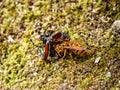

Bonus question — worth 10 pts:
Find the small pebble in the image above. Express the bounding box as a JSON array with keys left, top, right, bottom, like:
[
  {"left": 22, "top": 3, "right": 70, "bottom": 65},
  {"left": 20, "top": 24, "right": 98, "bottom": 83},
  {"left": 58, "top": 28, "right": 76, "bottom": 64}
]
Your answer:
[
  {"left": 106, "top": 72, "right": 111, "bottom": 77},
  {"left": 8, "top": 35, "right": 14, "bottom": 43},
  {"left": 48, "top": 78, "right": 52, "bottom": 82},
  {"left": 95, "top": 57, "right": 101, "bottom": 64},
  {"left": 119, "top": 80, "right": 120, "bottom": 84},
  {"left": 33, "top": 72, "right": 38, "bottom": 76}
]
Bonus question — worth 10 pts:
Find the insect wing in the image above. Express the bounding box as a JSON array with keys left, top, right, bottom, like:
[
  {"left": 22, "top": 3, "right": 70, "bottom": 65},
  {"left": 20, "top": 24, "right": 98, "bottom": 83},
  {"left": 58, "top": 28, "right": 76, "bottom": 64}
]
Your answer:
[
  {"left": 63, "top": 46, "right": 86, "bottom": 51},
  {"left": 52, "top": 32, "right": 62, "bottom": 40},
  {"left": 51, "top": 31, "right": 70, "bottom": 43},
  {"left": 63, "top": 46, "right": 87, "bottom": 56},
  {"left": 44, "top": 44, "right": 50, "bottom": 60}
]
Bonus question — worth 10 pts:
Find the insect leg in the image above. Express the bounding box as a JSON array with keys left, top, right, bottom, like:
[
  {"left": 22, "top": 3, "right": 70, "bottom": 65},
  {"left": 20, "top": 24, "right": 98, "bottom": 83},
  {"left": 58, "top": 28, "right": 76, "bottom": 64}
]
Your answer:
[
  {"left": 62, "top": 49, "right": 67, "bottom": 59},
  {"left": 30, "top": 39, "right": 44, "bottom": 57},
  {"left": 69, "top": 52, "right": 76, "bottom": 65},
  {"left": 44, "top": 44, "right": 50, "bottom": 60},
  {"left": 55, "top": 49, "right": 62, "bottom": 57}
]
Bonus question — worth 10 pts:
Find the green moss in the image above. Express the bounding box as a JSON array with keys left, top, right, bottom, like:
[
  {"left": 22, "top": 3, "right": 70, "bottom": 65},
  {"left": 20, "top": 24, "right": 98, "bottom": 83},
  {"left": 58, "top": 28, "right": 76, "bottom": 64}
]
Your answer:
[{"left": 0, "top": 0, "right": 120, "bottom": 89}]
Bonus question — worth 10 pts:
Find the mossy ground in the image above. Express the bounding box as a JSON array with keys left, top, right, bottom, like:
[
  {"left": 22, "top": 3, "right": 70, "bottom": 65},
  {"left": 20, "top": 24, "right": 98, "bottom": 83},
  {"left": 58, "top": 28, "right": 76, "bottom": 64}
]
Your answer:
[{"left": 0, "top": 0, "right": 120, "bottom": 90}]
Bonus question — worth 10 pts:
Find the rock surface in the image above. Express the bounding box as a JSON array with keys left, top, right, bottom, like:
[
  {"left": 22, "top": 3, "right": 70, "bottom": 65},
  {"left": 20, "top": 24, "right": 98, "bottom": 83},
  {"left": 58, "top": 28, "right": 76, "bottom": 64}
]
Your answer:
[{"left": 111, "top": 20, "right": 120, "bottom": 38}]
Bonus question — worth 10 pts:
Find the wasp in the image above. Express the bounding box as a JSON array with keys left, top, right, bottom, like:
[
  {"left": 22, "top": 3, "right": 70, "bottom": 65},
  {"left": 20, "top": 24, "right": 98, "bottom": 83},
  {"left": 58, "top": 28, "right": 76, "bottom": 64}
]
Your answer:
[
  {"left": 31, "top": 30, "right": 89, "bottom": 63},
  {"left": 40, "top": 31, "right": 70, "bottom": 60},
  {"left": 54, "top": 41, "right": 88, "bottom": 63}
]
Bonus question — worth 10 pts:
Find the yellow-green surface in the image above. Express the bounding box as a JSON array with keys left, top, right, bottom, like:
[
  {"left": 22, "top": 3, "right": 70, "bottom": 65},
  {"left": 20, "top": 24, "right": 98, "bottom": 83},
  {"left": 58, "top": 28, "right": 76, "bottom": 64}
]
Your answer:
[{"left": 0, "top": 0, "right": 120, "bottom": 90}]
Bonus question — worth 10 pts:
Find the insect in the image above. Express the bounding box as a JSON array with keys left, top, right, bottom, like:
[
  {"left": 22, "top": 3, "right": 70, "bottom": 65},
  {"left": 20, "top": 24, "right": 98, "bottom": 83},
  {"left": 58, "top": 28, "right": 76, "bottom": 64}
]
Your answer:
[
  {"left": 40, "top": 30, "right": 70, "bottom": 45},
  {"left": 54, "top": 41, "right": 88, "bottom": 63},
  {"left": 40, "top": 31, "right": 70, "bottom": 60},
  {"left": 31, "top": 30, "right": 89, "bottom": 63}
]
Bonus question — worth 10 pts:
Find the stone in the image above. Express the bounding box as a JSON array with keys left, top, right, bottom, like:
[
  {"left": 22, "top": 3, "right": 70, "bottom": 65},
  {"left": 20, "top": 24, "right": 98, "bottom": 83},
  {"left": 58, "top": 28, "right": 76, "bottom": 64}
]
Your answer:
[{"left": 111, "top": 20, "right": 120, "bottom": 38}]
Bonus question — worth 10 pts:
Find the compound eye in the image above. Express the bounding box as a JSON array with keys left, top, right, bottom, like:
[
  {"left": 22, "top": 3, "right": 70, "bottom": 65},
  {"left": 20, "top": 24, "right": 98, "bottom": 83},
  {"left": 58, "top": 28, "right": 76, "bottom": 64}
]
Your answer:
[
  {"left": 40, "top": 35, "right": 45, "bottom": 40},
  {"left": 40, "top": 34, "right": 50, "bottom": 44}
]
